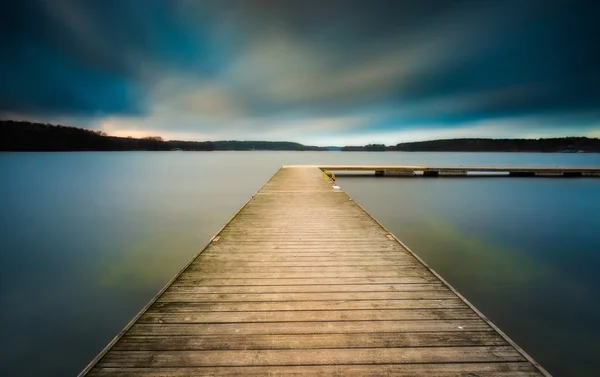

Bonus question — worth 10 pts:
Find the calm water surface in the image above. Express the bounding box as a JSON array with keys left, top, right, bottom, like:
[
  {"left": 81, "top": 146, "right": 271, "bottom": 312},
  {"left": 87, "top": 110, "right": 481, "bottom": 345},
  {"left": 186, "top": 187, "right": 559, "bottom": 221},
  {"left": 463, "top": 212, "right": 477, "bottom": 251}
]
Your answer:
[{"left": 0, "top": 151, "right": 599, "bottom": 376}]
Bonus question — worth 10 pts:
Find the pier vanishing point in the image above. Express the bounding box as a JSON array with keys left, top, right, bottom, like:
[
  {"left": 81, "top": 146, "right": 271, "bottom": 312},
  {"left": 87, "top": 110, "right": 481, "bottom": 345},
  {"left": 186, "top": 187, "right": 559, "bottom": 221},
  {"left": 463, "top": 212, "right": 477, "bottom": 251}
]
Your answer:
[{"left": 77, "top": 165, "right": 600, "bottom": 376}]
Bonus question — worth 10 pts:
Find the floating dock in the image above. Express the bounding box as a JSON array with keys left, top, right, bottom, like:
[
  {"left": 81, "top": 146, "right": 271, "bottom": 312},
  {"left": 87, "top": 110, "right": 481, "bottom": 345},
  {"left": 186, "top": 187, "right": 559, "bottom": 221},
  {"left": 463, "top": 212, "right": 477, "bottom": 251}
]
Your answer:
[
  {"left": 80, "top": 166, "right": 550, "bottom": 376},
  {"left": 320, "top": 165, "right": 600, "bottom": 177}
]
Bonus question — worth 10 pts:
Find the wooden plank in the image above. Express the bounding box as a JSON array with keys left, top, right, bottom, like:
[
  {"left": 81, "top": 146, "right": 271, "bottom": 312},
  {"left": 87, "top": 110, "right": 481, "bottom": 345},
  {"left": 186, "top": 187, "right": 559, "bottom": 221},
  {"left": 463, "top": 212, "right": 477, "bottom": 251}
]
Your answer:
[
  {"left": 207, "top": 241, "right": 399, "bottom": 245},
  {"left": 195, "top": 256, "right": 416, "bottom": 263},
  {"left": 202, "top": 251, "right": 407, "bottom": 255},
  {"left": 112, "top": 331, "right": 506, "bottom": 350},
  {"left": 149, "top": 299, "right": 468, "bottom": 312},
  {"left": 220, "top": 229, "right": 386, "bottom": 232},
  {"left": 165, "top": 283, "right": 447, "bottom": 294},
  {"left": 157, "top": 291, "right": 456, "bottom": 302},
  {"left": 186, "top": 265, "right": 426, "bottom": 273},
  {"left": 187, "top": 260, "right": 418, "bottom": 267},
  {"left": 198, "top": 251, "right": 409, "bottom": 257},
  {"left": 204, "top": 247, "right": 403, "bottom": 252},
  {"left": 88, "top": 363, "right": 541, "bottom": 376},
  {"left": 176, "top": 271, "right": 434, "bottom": 279},
  {"left": 97, "top": 346, "right": 523, "bottom": 367},
  {"left": 139, "top": 308, "right": 479, "bottom": 323},
  {"left": 201, "top": 251, "right": 408, "bottom": 257},
  {"left": 171, "top": 276, "right": 440, "bottom": 286},
  {"left": 213, "top": 239, "right": 395, "bottom": 243},
  {"left": 127, "top": 320, "right": 492, "bottom": 336}
]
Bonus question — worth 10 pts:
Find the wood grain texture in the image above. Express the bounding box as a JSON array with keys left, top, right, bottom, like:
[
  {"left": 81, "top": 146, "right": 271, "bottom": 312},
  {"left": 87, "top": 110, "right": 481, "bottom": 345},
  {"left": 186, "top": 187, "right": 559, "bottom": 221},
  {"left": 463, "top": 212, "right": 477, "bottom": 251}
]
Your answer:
[
  {"left": 165, "top": 283, "right": 447, "bottom": 293},
  {"left": 139, "top": 308, "right": 479, "bottom": 323},
  {"left": 127, "top": 320, "right": 493, "bottom": 336},
  {"left": 88, "top": 363, "right": 540, "bottom": 377},
  {"left": 112, "top": 332, "right": 506, "bottom": 350},
  {"left": 81, "top": 167, "right": 548, "bottom": 376},
  {"left": 98, "top": 346, "right": 524, "bottom": 367},
  {"left": 148, "top": 299, "right": 468, "bottom": 312}
]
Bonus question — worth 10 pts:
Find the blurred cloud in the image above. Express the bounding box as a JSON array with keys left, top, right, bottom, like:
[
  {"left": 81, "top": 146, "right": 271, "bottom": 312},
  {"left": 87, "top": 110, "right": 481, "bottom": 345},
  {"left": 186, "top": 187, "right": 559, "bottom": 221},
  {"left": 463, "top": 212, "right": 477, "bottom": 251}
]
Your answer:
[{"left": 1, "top": 0, "right": 599, "bottom": 143}]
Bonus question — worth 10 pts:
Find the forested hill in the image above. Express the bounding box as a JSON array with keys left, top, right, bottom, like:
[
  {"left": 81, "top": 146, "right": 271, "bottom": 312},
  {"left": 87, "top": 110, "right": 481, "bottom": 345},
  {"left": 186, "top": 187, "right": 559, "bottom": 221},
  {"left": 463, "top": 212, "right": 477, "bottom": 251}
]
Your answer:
[
  {"left": 0, "top": 120, "right": 325, "bottom": 151},
  {"left": 390, "top": 138, "right": 600, "bottom": 152},
  {"left": 341, "top": 138, "right": 600, "bottom": 152}
]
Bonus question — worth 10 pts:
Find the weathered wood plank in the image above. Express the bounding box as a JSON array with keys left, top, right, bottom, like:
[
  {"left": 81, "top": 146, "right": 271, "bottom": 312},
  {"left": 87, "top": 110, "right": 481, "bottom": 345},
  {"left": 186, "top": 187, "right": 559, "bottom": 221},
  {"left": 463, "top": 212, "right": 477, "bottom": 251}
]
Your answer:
[
  {"left": 187, "top": 260, "right": 418, "bottom": 267},
  {"left": 113, "top": 332, "right": 506, "bottom": 351},
  {"left": 128, "top": 320, "right": 492, "bottom": 336},
  {"left": 188, "top": 262, "right": 420, "bottom": 269},
  {"left": 87, "top": 363, "right": 541, "bottom": 377},
  {"left": 172, "top": 276, "right": 440, "bottom": 286},
  {"left": 98, "top": 346, "right": 523, "bottom": 367},
  {"left": 196, "top": 255, "right": 415, "bottom": 261},
  {"left": 186, "top": 265, "right": 427, "bottom": 273},
  {"left": 157, "top": 291, "right": 456, "bottom": 302},
  {"left": 201, "top": 251, "right": 408, "bottom": 256},
  {"left": 176, "top": 271, "right": 434, "bottom": 279},
  {"left": 203, "top": 248, "right": 404, "bottom": 253},
  {"left": 140, "top": 308, "right": 479, "bottom": 323},
  {"left": 149, "top": 299, "right": 468, "bottom": 312},
  {"left": 166, "top": 283, "right": 447, "bottom": 294}
]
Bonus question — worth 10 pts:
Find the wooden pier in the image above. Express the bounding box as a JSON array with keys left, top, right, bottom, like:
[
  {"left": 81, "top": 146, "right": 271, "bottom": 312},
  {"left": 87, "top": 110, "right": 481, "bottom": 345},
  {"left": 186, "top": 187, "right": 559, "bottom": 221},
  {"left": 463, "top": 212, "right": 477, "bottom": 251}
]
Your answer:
[
  {"left": 320, "top": 165, "right": 600, "bottom": 177},
  {"left": 80, "top": 166, "right": 549, "bottom": 376}
]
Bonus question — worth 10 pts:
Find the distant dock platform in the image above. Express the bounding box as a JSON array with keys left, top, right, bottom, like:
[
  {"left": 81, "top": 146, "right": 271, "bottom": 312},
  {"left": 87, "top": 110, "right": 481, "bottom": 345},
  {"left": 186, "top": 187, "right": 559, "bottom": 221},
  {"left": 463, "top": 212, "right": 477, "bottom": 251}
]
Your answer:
[
  {"left": 80, "top": 166, "right": 552, "bottom": 376},
  {"left": 319, "top": 165, "right": 600, "bottom": 177}
]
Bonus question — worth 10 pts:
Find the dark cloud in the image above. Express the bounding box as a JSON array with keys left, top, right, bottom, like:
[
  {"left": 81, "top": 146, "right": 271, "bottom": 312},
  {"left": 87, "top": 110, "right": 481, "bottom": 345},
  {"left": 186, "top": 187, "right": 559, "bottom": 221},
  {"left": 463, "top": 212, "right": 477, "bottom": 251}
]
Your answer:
[
  {"left": 1, "top": 0, "right": 599, "bottom": 139},
  {"left": 0, "top": 0, "right": 216, "bottom": 116},
  {"left": 394, "top": 1, "right": 600, "bottom": 113}
]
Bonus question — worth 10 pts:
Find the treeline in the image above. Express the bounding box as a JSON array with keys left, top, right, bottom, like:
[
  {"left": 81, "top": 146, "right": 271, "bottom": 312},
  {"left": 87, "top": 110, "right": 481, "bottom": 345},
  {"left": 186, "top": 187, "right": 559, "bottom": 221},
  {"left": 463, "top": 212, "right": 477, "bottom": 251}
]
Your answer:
[
  {"left": 342, "top": 144, "right": 386, "bottom": 151},
  {"left": 0, "top": 120, "right": 325, "bottom": 151},
  {"left": 391, "top": 138, "right": 600, "bottom": 152},
  {"left": 342, "top": 138, "right": 600, "bottom": 152}
]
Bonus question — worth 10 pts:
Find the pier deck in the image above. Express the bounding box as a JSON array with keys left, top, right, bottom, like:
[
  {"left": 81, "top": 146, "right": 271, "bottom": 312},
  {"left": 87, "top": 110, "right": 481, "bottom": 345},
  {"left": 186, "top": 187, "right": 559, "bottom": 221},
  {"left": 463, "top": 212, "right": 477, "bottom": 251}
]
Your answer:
[
  {"left": 319, "top": 165, "right": 600, "bottom": 177},
  {"left": 80, "top": 166, "right": 549, "bottom": 376}
]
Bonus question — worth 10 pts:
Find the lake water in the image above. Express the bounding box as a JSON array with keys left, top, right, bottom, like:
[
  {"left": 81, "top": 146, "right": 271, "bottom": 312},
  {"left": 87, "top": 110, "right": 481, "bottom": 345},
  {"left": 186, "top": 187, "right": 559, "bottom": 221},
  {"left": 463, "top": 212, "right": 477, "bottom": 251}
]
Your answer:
[{"left": 1, "top": 151, "right": 599, "bottom": 376}]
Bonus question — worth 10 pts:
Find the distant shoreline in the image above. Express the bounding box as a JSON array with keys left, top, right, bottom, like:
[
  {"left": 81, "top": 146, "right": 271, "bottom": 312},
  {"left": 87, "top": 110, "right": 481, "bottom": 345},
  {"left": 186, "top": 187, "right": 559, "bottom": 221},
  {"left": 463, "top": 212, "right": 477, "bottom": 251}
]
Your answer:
[
  {"left": 343, "top": 138, "right": 600, "bottom": 153},
  {"left": 0, "top": 120, "right": 324, "bottom": 152},
  {"left": 2, "top": 120, "right": 599, "bottom": 152}
]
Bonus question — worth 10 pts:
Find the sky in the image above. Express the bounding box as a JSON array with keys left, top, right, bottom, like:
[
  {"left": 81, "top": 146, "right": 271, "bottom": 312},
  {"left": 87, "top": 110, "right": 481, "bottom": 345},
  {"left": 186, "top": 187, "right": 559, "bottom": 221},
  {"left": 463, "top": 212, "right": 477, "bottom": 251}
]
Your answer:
[{"left": 1, "top": 0, "right": 600, "bottom": 145}]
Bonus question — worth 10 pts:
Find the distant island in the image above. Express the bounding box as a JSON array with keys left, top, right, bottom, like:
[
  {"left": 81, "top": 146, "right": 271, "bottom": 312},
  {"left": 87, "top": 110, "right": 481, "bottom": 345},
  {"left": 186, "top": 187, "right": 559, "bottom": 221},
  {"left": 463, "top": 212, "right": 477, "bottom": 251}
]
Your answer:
[
  {"left": 342, "top": 138, "right": 600, "bottom": 152},
  {"left": 0, "top": 120, "right": 325, "bottom": 151}
]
